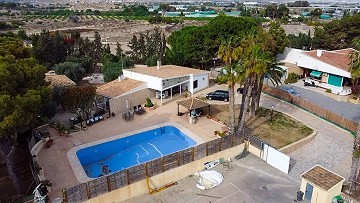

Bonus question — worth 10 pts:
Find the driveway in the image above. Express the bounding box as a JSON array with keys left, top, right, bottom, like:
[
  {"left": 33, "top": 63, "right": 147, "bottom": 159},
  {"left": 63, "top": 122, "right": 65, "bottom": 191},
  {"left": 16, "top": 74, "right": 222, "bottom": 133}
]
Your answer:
[
  {"left": 260, "top": 95, "right": 353, "bottom": 183},
  {"left": 280, "top": 83, "right": 360, "bottom": 122},
  {"left": 195, "top": 84, "right": 353, "bottom": 183},
  {"left": 125, "top": 154, "right": 299, "bottom": 203}
]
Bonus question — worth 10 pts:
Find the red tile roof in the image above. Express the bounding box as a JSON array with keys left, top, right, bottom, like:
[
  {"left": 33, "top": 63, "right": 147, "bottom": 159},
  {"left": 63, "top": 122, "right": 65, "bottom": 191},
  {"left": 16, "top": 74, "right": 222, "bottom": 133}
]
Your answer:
[
  {"left": 303, "top": 48, "right": 355, "bottom": 72},
  {"left": 96, "top": 78, "right": 144, "bottom": 98}
]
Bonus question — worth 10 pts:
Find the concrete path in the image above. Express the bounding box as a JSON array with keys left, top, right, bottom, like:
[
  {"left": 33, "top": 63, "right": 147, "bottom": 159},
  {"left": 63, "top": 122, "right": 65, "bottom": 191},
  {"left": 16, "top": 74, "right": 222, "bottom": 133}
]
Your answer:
[
  {"left": 260, "top": 94, "right": 354, "bottom": 183},
  {"left": 195, "top": 84, "right": 353, "bottom": 182},
  {"left": 125, "top": 154, "right": 299, "bottom": 203}
]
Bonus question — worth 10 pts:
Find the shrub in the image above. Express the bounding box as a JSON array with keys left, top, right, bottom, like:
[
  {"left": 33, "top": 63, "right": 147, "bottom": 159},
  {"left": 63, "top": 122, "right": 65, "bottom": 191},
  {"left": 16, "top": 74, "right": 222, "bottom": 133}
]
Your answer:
[
  {"left": 144, "top": 97, "right": 154, "bottom": 107},
  {"left": 325, "top": 89, "right": 332, "bottom": 93},
  {"left": 284, "top": 73, "right": 299, "bottom": 84}
]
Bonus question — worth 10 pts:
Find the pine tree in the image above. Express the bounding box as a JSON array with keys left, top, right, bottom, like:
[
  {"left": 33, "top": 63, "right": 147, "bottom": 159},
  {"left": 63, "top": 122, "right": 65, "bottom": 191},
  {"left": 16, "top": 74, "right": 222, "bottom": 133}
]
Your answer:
[
  {"left": 93, "top": 31, "right": 103, "bottom": 63},
  {"left": 128, "top": 35, "right": 139, "bottom": 62},
  {"left": 115, "top": 42, "right": 123, "bottom": 57},
  {"left": 103, "top": 43, "right": 111, "bottom": 55},
  {"left": 138, "top": 33, "right": 146, "bottom": 63}
]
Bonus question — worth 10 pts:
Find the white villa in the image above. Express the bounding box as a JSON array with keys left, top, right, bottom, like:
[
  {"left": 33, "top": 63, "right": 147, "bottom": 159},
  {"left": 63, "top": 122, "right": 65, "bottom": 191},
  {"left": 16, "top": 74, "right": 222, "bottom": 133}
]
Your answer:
[
  {"left": 96, "top": 63, "right": 209, "bottom": 114},
  {"left": 277, "top": 47, "right": 355, "bottom": 95}
]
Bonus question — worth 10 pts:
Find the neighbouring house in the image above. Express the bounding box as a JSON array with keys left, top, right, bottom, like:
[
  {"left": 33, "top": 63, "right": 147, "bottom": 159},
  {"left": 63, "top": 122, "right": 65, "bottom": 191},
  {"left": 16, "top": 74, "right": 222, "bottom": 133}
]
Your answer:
[
  {"left": 300, "top": 165, "right": 345, "bottom": 203},
  {"left": 45, "top": 71, "right": 76, "bottom": 88},
  {"left": 96, "top": 62, "right": 209, "bottom": 115},
  {"left": 277, "top": 47, "right": 355, "bottom": 95}
]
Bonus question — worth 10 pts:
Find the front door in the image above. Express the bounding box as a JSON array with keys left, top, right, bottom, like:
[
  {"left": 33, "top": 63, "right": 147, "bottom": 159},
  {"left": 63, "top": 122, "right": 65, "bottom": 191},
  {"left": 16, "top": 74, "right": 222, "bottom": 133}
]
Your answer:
[{"left": 305, "top": 183, "right": 313, "bottom": 203}]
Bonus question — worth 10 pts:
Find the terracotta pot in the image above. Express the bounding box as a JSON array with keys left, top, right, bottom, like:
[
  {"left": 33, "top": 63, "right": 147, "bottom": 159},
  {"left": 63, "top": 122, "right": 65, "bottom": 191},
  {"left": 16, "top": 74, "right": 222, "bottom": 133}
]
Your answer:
[{"left": 144, "top": 106, "right": 156, "bottom": 111}]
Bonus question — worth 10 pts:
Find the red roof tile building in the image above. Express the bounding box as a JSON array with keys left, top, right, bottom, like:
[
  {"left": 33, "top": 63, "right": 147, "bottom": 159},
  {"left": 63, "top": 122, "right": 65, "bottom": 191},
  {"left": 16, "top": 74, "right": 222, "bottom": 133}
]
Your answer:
[{"left": 277, "top": 47, "right": 356, "bottom": 95}]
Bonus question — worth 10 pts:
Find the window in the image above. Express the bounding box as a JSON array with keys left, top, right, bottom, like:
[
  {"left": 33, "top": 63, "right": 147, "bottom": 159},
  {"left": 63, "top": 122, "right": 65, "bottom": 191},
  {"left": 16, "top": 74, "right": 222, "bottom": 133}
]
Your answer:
[{"left": 193, "top": 80, "right": 198, "bottom": 89}]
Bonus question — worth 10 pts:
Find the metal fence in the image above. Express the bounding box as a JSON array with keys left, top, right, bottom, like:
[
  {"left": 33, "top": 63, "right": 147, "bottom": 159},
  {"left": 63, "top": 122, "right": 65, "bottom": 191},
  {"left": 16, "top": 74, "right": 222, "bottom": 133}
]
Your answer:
[
  {"left": 263, "top": 85, "right": 358, "bottom": 133},
  {"left": 63, "top": 133, "right": 245, "bottom": 203}
]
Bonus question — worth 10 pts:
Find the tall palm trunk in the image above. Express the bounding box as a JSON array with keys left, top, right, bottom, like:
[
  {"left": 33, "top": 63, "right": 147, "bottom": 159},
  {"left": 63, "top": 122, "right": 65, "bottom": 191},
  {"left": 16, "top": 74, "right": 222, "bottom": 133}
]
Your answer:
[
  {"left": 237, "top": 76, "right": 250, "bottom": 132},
  {"left": 229, "top": 84, "right": 235, "bottom": 135},
  {"left": 349, "top": 120, "right": 360, "bottom": 193},
  {"left": 237, "top": 75, "right": 254, "bottom": 142},
  {"left": 255, "top": 76, "right": 264, "bottom": 111},
  {"left": 250, "top": 77, "right": 258, "bottom": 117}
]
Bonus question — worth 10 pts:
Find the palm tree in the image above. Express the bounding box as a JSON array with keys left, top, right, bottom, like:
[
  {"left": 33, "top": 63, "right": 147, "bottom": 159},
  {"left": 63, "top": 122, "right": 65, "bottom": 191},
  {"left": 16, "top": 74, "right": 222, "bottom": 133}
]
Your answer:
[
  {"left": 349, "top": 37, "right": 360, "bottom": 98},
  {"left": 251, "top": 63, "right": 284, "bottom": 116},
  {"left": 217, "top": 37, "right": 243, "bottom": 135},
  {"left": 236, "top": 41, "right": 272, "bottom": 136},
  {"left": 349, "top": 121, "right": 360, "bottom": 194},
  {"left": 348, "top": 38, "right": 360, "bottom": 194}
]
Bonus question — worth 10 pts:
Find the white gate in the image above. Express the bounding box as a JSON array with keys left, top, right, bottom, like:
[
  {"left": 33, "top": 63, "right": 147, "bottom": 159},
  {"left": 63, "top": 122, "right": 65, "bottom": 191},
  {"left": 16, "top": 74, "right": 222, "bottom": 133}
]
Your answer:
[{"left": 262, "top": 143, "right": 290, "bottom": 174}]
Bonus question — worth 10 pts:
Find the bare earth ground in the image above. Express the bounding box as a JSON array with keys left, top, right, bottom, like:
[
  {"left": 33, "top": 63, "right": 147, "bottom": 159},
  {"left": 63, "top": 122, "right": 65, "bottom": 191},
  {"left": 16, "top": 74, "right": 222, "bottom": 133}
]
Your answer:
[
  {"left": 210, "top": 104, "right": 313, "bottom": 148},
  {"left": 14, "top": 17, "right": 206, "bottom": 52}
]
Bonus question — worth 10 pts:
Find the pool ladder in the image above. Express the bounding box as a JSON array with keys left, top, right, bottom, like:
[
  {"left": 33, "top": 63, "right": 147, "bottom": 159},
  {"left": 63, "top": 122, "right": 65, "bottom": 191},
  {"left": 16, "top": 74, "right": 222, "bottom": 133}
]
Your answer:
[{"left": 158, "top": 122, "right": 165, "bottom": 134}]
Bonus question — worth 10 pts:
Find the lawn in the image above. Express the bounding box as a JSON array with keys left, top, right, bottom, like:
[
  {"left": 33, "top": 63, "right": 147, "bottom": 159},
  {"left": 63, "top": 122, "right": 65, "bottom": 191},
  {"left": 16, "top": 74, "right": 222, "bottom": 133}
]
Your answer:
[{"left": 210, "top": 104, "right": 313, "bottom": 148}]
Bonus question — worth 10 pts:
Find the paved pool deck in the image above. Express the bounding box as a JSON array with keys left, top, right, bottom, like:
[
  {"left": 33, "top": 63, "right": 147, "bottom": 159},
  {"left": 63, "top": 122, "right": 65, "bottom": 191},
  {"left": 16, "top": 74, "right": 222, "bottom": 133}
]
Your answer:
[
  {"left": 38, "top": 98, "right": 225, "bottom": 199},
  {"left": 38, "top": 84, "right": 354, "bottom": 201},
  {"left": 125, "top": 154, "right": 299, "bottom": 203}
]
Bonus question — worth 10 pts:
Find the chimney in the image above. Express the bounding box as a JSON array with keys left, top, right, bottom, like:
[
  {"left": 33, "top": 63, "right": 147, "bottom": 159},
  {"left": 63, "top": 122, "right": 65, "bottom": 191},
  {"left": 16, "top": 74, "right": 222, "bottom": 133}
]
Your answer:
[
  {"left": 157, "top": 60, "right": 161, "bottom": 70},
  {"left": 316, "top": 50, "right": 323, "bottom": 57}
]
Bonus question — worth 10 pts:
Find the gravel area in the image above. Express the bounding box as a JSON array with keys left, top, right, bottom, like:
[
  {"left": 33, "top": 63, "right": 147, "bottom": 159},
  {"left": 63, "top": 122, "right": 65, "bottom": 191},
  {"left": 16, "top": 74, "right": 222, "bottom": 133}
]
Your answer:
[{"left": 260, "top": 94, "right": 353, "bottom": 183}]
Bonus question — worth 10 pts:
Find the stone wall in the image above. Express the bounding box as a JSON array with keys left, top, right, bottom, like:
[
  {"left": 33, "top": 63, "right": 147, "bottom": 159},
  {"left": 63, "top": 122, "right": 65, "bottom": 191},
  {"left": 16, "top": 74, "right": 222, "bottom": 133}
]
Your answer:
[{"left": 109, "top": 89, "right": 156, "bottom": 115}]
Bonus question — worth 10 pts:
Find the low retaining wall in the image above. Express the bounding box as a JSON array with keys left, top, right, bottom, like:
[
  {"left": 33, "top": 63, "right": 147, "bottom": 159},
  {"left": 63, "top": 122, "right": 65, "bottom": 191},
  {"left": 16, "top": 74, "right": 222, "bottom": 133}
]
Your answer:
[
  {"left": 279, "top": 130, "right": 318, "bottom": 154},
  {"left": 83, "top": 144, "right": 244, "bottom": 203},
  {"left": 31, "top": 137, "right": 51, "bottom": 191}
]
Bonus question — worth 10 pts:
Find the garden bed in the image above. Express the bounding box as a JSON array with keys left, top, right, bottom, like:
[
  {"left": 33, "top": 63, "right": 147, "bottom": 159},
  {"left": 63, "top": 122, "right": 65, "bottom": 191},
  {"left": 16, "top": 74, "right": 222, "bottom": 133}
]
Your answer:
[{"left": 210, "top": 105, "right": 313, "bottom": 148}]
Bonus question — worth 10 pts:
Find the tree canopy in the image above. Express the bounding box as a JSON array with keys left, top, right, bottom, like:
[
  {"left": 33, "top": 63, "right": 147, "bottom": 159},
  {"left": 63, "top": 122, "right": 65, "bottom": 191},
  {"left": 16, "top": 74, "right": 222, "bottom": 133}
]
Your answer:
[
  {"left": 166, "top": 16, "right": 259, "bottom": 68},
  {"left": 312, "top": 13, "right": 360, "bottom": 50},
  {"left": 53, "top": 61, "right": 85, "bottom": 82},
  {"left": 60, "top": 86, "right": 96, "bottom": 119},
  {"left": 0, "top": 37, "right": 52, "bottom": 139}
]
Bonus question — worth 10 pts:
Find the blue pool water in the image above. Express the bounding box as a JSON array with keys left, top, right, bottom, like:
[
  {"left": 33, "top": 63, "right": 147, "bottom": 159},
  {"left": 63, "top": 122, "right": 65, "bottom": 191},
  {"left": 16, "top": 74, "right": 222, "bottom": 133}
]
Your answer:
[{"left": 76, "top": 126, "right": 196, "bottom": 178}]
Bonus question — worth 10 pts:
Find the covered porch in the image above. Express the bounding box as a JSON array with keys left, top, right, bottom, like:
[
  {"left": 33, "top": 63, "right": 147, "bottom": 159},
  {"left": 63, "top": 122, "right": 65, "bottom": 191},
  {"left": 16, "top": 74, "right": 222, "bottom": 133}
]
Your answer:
[
  {"left": 156, "top": 80, "right": 190, "bottom": 105},
  {"left": 177, "top": 98, "right": 211, "bottom": 117}
]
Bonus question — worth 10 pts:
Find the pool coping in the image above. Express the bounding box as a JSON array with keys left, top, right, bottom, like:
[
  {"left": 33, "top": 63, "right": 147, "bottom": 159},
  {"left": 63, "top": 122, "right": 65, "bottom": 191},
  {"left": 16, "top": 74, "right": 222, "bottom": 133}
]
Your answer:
[{"left": 67, "top": 122, "right": 205, "bottom": 183}]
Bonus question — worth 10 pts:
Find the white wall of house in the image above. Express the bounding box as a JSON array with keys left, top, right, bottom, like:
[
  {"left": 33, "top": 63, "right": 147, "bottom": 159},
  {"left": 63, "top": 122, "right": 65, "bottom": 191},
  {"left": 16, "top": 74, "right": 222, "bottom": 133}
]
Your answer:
[
  {"left": 297, "top": 53, "right": 351, "bottom": 78},
  {"left": 123, "top": 70, "right": 162, "bottom": 90},
  {"left": 277, "top": 48, "right": 351, "bottom": 79},
  {"left": 189, "top": 73, "right": 209, "bottom": 94},
  {"left": 124, "top": 70, "right": 209, "bottom": 95}
]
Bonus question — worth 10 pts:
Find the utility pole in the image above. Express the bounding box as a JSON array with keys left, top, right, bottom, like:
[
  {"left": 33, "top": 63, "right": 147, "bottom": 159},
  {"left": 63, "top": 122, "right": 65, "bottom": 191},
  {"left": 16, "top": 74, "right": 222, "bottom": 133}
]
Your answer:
[
  {"left": 202, "top": 57, "right": 204, "bottom": 70},
  {"left": 121, "top": 51, "right": 124, "bottom": 69}
]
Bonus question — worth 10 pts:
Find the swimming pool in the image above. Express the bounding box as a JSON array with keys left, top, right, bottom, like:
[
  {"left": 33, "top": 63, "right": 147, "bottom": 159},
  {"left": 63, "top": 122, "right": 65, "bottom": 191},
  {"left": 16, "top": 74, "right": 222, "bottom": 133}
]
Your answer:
[{"left": 73, "top": 125, "right": 197, "bottom": 179}]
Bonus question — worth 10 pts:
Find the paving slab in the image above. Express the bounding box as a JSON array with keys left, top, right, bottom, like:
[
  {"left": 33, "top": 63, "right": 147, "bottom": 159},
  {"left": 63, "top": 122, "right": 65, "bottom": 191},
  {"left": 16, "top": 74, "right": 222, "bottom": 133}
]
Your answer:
[{"left": 125, "top": 154, "right": 299, "bottom": 203}]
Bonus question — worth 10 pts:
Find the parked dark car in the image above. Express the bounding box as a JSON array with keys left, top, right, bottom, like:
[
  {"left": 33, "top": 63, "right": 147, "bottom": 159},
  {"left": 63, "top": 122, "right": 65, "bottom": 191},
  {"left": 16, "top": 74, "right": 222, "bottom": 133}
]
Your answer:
[
  {"left": 237, "top": 87, "right": 243, "bottom": 94},
  {"left": 206, "top": 90, "right": 229, "bottom": 101}
]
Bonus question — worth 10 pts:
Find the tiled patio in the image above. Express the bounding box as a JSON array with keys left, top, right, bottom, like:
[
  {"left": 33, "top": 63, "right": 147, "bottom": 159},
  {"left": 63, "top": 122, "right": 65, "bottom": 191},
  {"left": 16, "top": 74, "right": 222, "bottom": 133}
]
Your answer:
[{"left": 37, "top": 98, "right": 225, "bottom": 199}]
